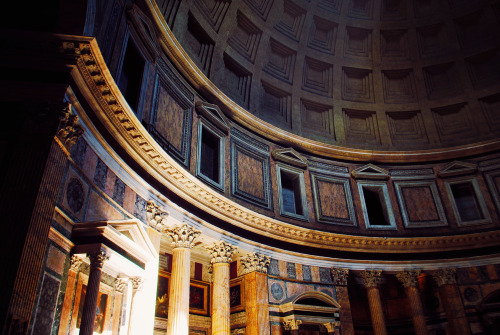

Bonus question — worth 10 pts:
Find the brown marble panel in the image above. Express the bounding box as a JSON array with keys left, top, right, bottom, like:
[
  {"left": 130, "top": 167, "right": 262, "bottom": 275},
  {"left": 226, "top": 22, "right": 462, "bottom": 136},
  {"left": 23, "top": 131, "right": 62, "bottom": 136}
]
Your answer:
[
  {"left": 122, "top": 185, "right": 136, "bottom": 214},
  {"left": 286, "top": 282, "right": 315, "bottom": 297},
  {"left": 155, "top": 86, "right": 184, "bottom": 152},
  {"left": 46, "top": 245, "right": 66, "bottom": 275},
  {"left": 402, "top": 186, "right": 439, "bottom": 221},
  {"left": 317, "top": 180, "right": 349, "bottom": 219},
  {"left": 237, "top": 150, "right": 265, "bottom": 199}
]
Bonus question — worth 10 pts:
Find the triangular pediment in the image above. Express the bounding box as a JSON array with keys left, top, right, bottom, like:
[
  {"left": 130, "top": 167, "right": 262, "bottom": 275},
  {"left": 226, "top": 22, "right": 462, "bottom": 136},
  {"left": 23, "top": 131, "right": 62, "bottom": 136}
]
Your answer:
[
  {"left": 351, "top": 164, "right": 389, "bottom": 180},
  {"left": 195, "top": 101, "right": 230, "bottom": 134},
  {"left": 272, "top": 148, "right": 308, "bottom": 168},
  {"left": 438, "top": 161, "right": 477, "bottom": 178},
  {"left": 127, "top": 4, "right": 159, "bottom": 59}
]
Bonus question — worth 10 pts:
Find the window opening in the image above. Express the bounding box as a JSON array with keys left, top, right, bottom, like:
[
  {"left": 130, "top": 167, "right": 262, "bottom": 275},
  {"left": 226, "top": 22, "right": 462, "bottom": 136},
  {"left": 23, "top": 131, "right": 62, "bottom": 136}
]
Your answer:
[
  {"left": 280, "top": 170, "right": 303, "bottom": 216},
  {"left": 450, "top": 182, "right": 483, "bottom": 222},
  {"left": 200, "top": 127, "right": 220, "bottom": 184},
  {"left": 118, "top": 39, "right": 145, "bottom": 113},
  {"left": 362, "top": 186, "right": 390, "bottom": 226}
]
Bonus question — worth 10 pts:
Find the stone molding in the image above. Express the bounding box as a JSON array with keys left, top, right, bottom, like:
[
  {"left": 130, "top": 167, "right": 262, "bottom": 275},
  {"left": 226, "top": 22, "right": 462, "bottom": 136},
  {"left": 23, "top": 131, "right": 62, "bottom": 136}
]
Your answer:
[
  {"left": 70, "top": 255, "right": 84, "bottom": 273},
  {"left": 283, "top": 318, "right": 302, "bottom": 330},
  {"left": 60, "top": 35, "right": 500, "bottom": 256},
  {"left": 331, "top": 267, "right": 349, "bottom": 286},
  {"left": 130, "top": 276, "right": 144, "bottom": 291},
  {"left": 165, "top": 223, "right": 201, "bottom": 249},
  {"left": 87, "top": 250, "right": 109, "bottom": 269},
  {"left": 205, "top": 241, "right": 237, "bottom": 264},
  {"left": 360, "top": 270, "right": 383, "bottom": 288},
  {"left": 433, "top": 268, "right": 457, "bottom": 286},
  {"left": 115, "top": 277, "right": 129, "bottom": 293},
  {"left": 396, "top": 270, "right": 421, "bottom": 288},
  {"left": 240, "top": 252, "right": 271, "bottom": 274},
  {"left": 146, "top": 200, "right": 169, "bottom": 232}
]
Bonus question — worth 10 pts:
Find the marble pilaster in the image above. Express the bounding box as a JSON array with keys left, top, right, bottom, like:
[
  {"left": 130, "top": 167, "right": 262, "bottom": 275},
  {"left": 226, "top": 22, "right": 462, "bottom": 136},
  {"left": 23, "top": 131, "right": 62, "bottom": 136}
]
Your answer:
[
  {"left": 58, "top": 255, "right": 83, "bottom": 335},
  {"left": 331, "top": 267, "right": 354, "bottom": 335}
]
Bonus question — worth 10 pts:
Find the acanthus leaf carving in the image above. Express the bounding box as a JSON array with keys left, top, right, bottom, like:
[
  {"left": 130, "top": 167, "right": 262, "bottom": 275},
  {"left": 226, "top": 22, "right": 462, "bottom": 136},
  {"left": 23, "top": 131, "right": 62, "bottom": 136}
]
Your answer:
[
  {"left": 205, "top": 241, "right": 237, "bottom": 264},
  {"left": 146, "top": 200, "right": 169, "bottom": 232},
  {"left": 165, "top": 223, "right": 201, "bottom": 249},
  {"left": 240, "top": 252, "right": 270, "bottom": 274}
]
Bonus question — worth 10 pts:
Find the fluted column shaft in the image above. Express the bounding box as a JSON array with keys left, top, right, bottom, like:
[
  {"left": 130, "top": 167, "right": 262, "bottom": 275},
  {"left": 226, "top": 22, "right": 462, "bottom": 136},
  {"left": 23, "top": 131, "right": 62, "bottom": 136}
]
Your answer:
[
  {"left": 165, "top": 223, "right": 200, "bottom": 335},
  {"left": 405, "top": 285, "right": 428, "bottom": 335},
  {"left": 361, "top": 270, "right": 387, "bottom": 335},
  {"left": 212, "top": 262, "right": 230, "bottom": 335},
  {"left": 80, "top": 251, "right": 108, "bottom": 335},
  {"left": 166, "top": 247, "right": 191, "bottom": 335}
]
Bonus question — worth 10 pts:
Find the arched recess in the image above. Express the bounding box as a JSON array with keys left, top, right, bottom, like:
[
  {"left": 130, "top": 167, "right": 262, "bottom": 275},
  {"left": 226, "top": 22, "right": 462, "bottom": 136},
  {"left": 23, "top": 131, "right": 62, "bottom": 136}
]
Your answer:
[
  {"left": 478, "top": 290, "right": 500, "bottom": 335},
  {"left": 280, "top": 291, "right": 340, "bottom": 334}
]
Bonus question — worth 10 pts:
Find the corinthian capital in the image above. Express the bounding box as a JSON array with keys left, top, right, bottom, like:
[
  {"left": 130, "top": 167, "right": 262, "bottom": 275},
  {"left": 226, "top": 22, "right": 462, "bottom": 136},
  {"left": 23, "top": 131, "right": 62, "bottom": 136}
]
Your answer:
[
  {"left": 56, "top": 102, "right": 84, "bottom": 150},
  {"left": 115, "top": 277, "right": 129, "bottom": 293},
  {"left": 240, "top": 252, "right": 271, "bottom": 274},
  {"left": 165, "top": 223, "right": 201, "bottom": 249},
  {"left": 323, "top": 322, "right": 339, "bottom": 332},
  {"left": 331, "top": 267, "right": 349, "bottom": 286},
  {"left": 360, "top": 269, "right": 383, "bottom": 288},
  {"left": 205, "top": 241, "right": 237, "bottom": 264},
  {"left": 433, "top": 268, "right": 457, "bottom": 286},
  {"left": 396, "top": 270, "right": 421, "bottom": 288},
  {"left": 88, "top": 250, "right": 109, "bottom": 269},
  {"left": 130, "top": 276, "right": 144, "bottom": 291},
  {"left": 70, "top": 254, "right": 84, "bottom": 273},
  {"left": 146, "top": 200, "right": 169, "bottom": 232},
  {"left": 283, "top": 318, "right": 302, "bottom": 330}
]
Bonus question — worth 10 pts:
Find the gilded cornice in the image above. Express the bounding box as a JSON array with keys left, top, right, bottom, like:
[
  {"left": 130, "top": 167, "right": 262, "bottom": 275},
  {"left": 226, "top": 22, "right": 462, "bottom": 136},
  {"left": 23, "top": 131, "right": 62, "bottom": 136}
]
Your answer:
[
  {"left": 62, "top": 36, "right": 500, "bottom": 255},
  {"left": 143, "top": 0, "right": 500, "bottom": 164}
]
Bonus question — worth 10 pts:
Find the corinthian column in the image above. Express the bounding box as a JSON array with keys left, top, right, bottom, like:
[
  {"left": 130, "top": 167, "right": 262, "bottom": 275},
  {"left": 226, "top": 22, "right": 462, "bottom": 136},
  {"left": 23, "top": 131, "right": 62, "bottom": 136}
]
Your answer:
[
  {"left": 240, "top": 252, "right": 271, "bottom": 335},
  {"left": 396, "top": 270, "right": 428, "bottom": 335},
  {"left": 360, "top": 270, "right": 387, "bottom": 335},
  {"left": 165, "top": 224, "right": 201, "bottom": 335},
  {"left": 80, "top": 250, "right": 109, "bottom": 335},
  {"left": 432, "top": 268, "right": 471, "bottom": 335},
  {"left": 205, "top": 241, "right": 237, "bottom": 335},
  {"left": 283, "top": 318, "right": 302, "bottom": 335},
  {"left": 331, "top": 267, "right": 354, "bottom": 335}
]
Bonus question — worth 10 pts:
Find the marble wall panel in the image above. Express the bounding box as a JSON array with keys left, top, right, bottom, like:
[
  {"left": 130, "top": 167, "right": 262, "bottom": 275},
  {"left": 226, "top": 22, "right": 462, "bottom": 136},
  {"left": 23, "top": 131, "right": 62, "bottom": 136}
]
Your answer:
[{"left": 32, "top": 274, "right": 60, "bottom": 334}]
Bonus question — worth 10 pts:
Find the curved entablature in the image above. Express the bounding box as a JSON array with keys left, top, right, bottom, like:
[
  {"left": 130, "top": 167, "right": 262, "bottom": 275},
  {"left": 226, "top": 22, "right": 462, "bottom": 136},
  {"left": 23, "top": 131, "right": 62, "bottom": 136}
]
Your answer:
[{"left": 51, "top": 32, "right": 500, "bottom": 258}]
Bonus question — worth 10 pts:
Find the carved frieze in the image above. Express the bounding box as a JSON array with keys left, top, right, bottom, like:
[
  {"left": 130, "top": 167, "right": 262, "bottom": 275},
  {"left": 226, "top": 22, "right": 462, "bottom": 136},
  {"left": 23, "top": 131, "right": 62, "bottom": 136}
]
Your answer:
[
  {"left": 360, "top": 270, "right": 383, "bottom": 288},
  {"left": 205, "top": 241, "right": 237, "bottom": 264},
  {"left": 240, "top": 252, "right": 270, "bottom": 274},
  {"left": 396, "top": 270, "right": 421, "bottom": 288},
  {"left": 165, "top": 223, "right": 201, "bottom": 249},
  {"left": 331, "top": 267, "right": 349, "bottom": 286}
]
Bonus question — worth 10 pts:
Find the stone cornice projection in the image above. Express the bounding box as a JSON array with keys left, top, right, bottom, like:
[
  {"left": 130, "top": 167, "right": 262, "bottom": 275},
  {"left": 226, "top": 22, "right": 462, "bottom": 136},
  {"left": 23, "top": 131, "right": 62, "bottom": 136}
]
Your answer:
[
  {"left": 142, "top": 0, "right": 500, "bottom": 163},
  {"left": 59, "top": 35, "right": 500, "bottom": 255}
]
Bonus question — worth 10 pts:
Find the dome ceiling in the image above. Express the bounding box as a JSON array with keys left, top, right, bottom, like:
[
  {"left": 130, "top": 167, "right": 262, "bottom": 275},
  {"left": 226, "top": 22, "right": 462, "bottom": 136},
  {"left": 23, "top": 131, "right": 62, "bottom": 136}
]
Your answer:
[{"left": 159, "top": 0, "right": 500, "bottom": 152}]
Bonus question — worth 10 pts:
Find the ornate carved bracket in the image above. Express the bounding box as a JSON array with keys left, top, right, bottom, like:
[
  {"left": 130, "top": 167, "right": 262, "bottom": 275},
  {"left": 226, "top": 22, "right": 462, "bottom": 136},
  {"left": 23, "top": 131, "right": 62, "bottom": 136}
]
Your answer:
[
  {"left": 360, "top": 270, "right": 383, "bottom": 288},
  {"left": 396, "top": 270, "right": 422, "bottom": 288},
  {"left": 240, "top": 252, "right": 270, "bottom": 274},
  {"left": 146, "top": 200, "right": 169, "bottom": 232},
  {"left": 205, "top": 241, "right": 237, "bottom": 264},
  {"left": 165, "top": 223, "right": 201, "bottom": 249},
  {"left": 331, "top": 267, "right": 349, "bottom": 286}
]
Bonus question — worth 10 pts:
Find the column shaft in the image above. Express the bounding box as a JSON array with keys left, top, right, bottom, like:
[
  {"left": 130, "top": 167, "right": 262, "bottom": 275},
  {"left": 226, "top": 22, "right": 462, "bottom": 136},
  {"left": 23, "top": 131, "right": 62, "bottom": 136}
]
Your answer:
[
  {"left": 166, "top": 247, "right": 191, "bottom": 335},
  {"left": 212, "top": 262, "right": 230, "bottom": 335},
  {"left": 438, "top": 284, "right": 471, "bottom": 335},
  {"left": 405, "top": 285, "right": 428, "bottom": 335},
  {"left": 244, "top": 271, "right": 270, "bottom": 335},
  {"left": 335, "top": 286, "right": 354, "bottom": 335},
  {"left": 79, "top": 265, "right": 103, "bottom": 335},
  {"left": 366, "top": 286, "right": 387, "bottom": 335}
]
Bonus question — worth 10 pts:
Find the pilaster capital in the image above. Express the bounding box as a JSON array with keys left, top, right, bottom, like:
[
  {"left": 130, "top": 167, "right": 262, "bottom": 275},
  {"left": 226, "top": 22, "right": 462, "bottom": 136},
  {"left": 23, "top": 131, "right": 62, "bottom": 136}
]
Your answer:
[
  {"left": 323, "top": 322, "right": 339, "bottom": 332},
  {"left": 130, "top": 276, "right": 144, "bottom": 291},
  {"left": 396, "top": 270, "right": 422, "bottom": 288},
  {"left": 360, "top": 269, "right": 383, "bottom": 288},
  {"left": 165, "top": 223, "right": 201, "bottom": 249},
  {"left": 146, "top": 200, "right": 169, "bottom": 232},
  {"left": 433, "top": 268, "right": 457, "bottom": 286},
  {"left": 331, "top": 267, "right": 349, "bottom": 286},
  {"left": 87, "top": 250, "right": 109, "bottom": 269},
  {"left": 230, "top": 329, "right": 245, "bottom": 335},
  {"left": 205, "top": 241, "right": 237, "bottom": 264},
  {"left": 115, "top": 277, "right": 129, "bottom": 293},
  {"left": 69, "top": 254, "right": 84, "bottom": 273},
  {"left": 240, "top": 252, "right": 271, "bottom": 274},
  {"left": 283, "top": 318, "right": 302, "bottom": 330},
  {"left": 56, "top": 102, "right": 84, "bottom": 150}
]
